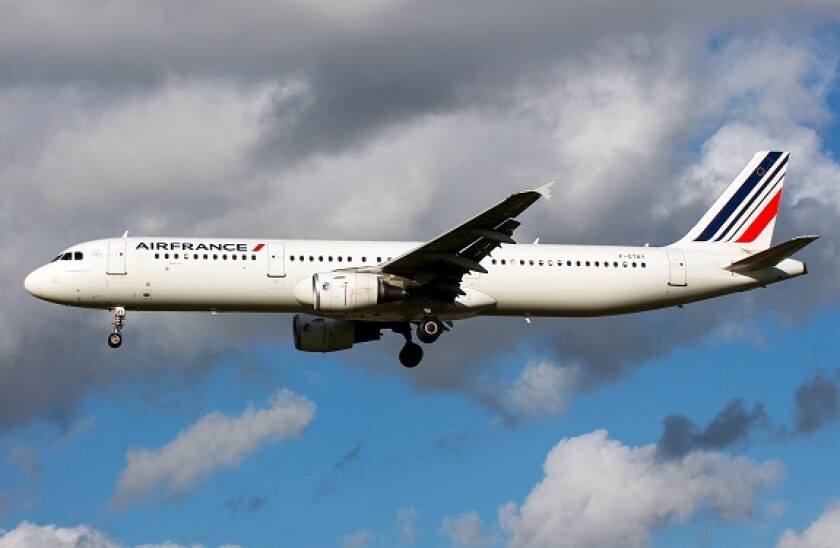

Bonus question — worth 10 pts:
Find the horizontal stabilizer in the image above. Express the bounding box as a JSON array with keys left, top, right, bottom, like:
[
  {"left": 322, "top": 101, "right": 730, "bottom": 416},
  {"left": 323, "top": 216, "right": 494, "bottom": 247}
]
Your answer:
[{"left": 725, "top": 235, "right": 818, "bottom": 273}]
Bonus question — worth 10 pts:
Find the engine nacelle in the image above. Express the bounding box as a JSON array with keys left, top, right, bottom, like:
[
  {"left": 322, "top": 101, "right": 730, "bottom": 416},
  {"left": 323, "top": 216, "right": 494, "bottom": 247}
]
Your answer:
[
  {"left": 292, "top": 314, "right": 381, "bottom": 352},
  {"left": 294, "top": 272, "right": 405, "bottom": 312}
]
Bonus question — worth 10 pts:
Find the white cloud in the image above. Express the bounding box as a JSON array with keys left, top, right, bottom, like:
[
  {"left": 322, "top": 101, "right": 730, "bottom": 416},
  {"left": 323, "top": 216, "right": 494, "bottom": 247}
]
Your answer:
[
  {"left": 112, "top": 389, "right": 315, "bottom": 509},
  {"left": 440, "top": 512, "right": 499, "bottom": 547},
  {"left": 0, "top": 522, "right": 118, "bottom": 548},
  {"left": 504, "top": 361, "right": 579, "bottom": 418},
  {"left": 777, "top": 502, "right": 840, "bottom": 548},
  {"left": 395, "top": 506, "right": 419, "bottom": 545},
  {"left": 500, "top": 430, "right": 782, "bottom": 548},
  {"left": 342, "top": 529, "right": 375, "bottom": 548}
]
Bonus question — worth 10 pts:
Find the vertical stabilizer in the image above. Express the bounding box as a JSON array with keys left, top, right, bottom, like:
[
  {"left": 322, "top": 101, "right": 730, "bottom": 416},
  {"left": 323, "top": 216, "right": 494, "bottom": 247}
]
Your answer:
[{"left": 675, "top": 151, "right": 789, "bottom": 251}]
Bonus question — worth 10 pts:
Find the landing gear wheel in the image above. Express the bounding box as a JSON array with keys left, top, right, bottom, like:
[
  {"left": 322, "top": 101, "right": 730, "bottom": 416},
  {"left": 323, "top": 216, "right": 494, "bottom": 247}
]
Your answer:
[
  {"left": 108, "top": 332, "right": 123, "bottom": 348},
  {"left": 417, "top": 318, "right": 442, "bottom": 344},
  {"left": 108, "top": 306, "right": 126, "bottom": 349},
  {"left": 399, "top": 342, "right": 423, "bottom": 368}
]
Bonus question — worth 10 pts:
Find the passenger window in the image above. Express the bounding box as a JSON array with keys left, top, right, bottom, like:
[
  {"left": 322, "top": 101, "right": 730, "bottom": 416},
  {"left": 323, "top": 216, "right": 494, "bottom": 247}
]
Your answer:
[
  {"left": 232, "top": 254, "right": 237, "bottom": 260},
  {"left": 155, "top": 253, "right": 160, "bottom": 259}
]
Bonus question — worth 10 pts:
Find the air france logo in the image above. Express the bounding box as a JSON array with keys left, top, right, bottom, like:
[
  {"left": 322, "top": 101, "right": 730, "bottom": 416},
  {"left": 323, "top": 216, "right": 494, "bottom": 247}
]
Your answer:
[{"left": 135, "top": 242, "right": 266, "bottom": 252}]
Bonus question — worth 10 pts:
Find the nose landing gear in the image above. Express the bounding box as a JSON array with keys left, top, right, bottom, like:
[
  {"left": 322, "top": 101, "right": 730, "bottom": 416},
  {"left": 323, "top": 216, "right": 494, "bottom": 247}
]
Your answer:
[{"left": 108, "top": 307, "right": 125, "bottom": 348}]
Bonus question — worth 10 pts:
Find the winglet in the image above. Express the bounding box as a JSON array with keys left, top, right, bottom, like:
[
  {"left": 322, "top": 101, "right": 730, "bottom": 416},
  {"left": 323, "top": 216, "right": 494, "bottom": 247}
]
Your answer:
[{"left": 534, "top": 181, "right": 554, "bottom": 200}]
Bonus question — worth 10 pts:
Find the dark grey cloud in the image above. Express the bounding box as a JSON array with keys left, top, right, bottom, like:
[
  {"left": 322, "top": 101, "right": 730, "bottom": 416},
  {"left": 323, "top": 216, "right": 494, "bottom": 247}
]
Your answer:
[
  {"left": 657, "top": 399, "right": 772, "bottom": 459},
  {"left": 657, "top": 369, "right": 840, "bottom": 458},
  {"left": 794, "top": 370, "right": 840, "bottom": 434},
  {"left": 226, "top": 494, "right": 269, "bottom": 515},
  {"left": 314, "top": 439, "right": 366, "bottom": 498},
  {"left": 1, "top": 1, "right": 840, "bottom": 436}
]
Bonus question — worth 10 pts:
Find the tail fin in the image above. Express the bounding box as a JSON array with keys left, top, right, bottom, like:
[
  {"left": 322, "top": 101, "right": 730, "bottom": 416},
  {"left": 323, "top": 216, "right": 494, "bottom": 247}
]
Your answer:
[{"left": 675, "top": 151, "right": 789, "bottom": 251}]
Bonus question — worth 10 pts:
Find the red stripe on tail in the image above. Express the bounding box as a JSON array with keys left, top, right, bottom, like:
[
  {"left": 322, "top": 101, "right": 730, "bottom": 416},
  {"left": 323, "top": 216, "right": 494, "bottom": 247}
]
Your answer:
[{"left": 736, "top": 189, "right": 782, "bottom": 243}]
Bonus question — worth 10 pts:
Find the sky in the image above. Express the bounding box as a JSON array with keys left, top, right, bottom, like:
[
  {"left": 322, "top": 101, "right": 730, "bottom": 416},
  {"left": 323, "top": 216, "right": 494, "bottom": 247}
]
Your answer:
[{"left": 2, "top": 0, "right": 840, "bottom": 546}]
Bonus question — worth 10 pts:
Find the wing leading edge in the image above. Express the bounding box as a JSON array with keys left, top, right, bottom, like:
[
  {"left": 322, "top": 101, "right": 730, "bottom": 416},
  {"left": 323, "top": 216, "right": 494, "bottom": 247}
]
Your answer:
[{"left": 374, "top": 182, "right": 553, "bottom": 301}]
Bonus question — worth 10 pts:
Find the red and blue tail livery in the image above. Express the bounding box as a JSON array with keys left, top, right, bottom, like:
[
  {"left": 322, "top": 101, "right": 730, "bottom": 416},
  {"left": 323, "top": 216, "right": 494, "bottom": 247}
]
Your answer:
[{"left": 678, "top": 151, "right": 788, "bottom": 251}]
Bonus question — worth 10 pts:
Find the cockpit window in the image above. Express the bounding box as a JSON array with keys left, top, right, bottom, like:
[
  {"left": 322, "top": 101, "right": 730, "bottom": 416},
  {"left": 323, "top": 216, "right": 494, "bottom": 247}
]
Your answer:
[{"left": 52, "top": 251, "right": 83, "bottom": 262}]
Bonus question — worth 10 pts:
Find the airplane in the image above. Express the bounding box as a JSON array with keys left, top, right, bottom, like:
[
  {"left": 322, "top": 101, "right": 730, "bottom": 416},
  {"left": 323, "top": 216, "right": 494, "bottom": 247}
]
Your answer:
[{"left": 24, "top": 151, "right": 817, "bottom": 368}]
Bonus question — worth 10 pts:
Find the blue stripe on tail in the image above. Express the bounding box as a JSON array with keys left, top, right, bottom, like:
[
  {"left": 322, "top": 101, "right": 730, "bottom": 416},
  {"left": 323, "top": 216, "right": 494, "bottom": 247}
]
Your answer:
[{"left": 715, "top": 154, "right": 788, "bottom": 241}]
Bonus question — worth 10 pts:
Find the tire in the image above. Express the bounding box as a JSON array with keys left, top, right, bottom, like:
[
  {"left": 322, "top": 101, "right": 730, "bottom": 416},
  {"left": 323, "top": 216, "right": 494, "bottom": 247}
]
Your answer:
[
  {"left": 416, "top": 319, "right": 442, "bottom": 344},
  {"left": 399, "top": 342, "right": 423, "bottom": 368},
  {"left": 108, "top": 332, "right": 123, "bottom": 348}
]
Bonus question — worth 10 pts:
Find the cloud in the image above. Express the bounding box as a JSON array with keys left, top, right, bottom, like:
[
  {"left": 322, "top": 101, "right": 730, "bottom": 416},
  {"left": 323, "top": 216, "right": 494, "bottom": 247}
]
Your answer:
[
  {"left": 6, "top": 445, "right": 42, "bottom": 478},
  {"left": 500, "top": 430, "right": 782, "bottom": 548},
  {"left": 440, "top": 512, "right": 499, "bottom": 548},
  {"left": 395, "top": 506, "right": 419, "bottom": 545},
  {"left": 342, "top": 529, "right": 375, "bottom": 548},
  {"left": 0, "top": 521, "right": 118, "bottom": 548},
  {"left": 315, "top": 439, "right": 367, "bottom": 498},
  {"left": 794, "top": 370, "right": 840, "bottom": 434},
  {"left": 657, "top": 398, "right": 772, "bottom": 459},
  {"left": 505, "top": 361, "right": 579, "bottom": 418},
  {"left": 2, "top": 4, "right": 840, "bottom": 435},
  {"left": 777, "top": 502, "right": 840, "bottom": 548},
  {"left": 112, "top": 389, "right": 315, "bottom": 509},
  {"left": 655, "top": 369, "right": 840, "bottom": 459}
]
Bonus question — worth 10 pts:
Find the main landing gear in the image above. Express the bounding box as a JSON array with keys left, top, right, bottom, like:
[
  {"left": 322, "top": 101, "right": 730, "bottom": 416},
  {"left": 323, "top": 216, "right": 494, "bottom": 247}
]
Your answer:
[
  {"left": 108, "top": 307, "right": 125, "bottom": 348},
  {"left": 394, "top": 317, "right": 446, "bottom": 368}
]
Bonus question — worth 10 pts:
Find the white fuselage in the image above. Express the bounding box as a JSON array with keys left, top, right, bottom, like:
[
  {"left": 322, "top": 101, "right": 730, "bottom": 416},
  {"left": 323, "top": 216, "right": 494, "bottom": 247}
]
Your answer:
[{"left": 24, "top": 237, "right": 807, "bottom": 321}]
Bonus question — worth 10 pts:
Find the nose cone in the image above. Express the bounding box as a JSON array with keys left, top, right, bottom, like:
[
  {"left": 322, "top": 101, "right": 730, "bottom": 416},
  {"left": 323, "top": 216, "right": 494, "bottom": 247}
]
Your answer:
[{"left": 24, "top": 267, "right": 47, "bottom": 299}]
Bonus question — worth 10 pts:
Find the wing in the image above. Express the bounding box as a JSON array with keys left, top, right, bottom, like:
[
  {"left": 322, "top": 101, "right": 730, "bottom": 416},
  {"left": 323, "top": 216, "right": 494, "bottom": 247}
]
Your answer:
[{"left": 374, "top": 182, "right": 553, "bottom": 301}]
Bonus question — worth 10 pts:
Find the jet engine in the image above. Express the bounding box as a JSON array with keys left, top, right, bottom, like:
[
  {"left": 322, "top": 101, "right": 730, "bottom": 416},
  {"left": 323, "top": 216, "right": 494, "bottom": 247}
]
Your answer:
[
  {"left": 294, "top": 272, "right": 405, "bottom": 312},
  {"left": 293, "top": 314, "right": 381, "bottom": 352}
]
